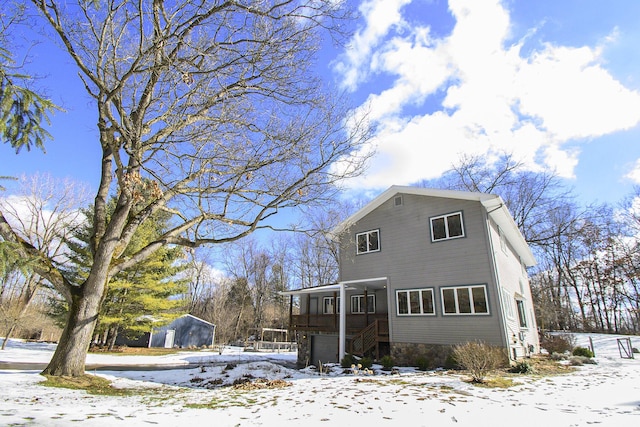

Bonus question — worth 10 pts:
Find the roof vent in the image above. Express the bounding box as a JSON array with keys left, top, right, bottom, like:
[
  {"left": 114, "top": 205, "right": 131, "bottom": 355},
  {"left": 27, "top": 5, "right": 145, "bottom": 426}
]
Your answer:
[{"left": 394, "top": 195, "right": 403, "bottom": 207}]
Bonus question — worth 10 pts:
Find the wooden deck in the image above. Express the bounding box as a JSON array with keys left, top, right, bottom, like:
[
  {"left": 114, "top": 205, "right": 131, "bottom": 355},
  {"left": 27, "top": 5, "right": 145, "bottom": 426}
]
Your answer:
[
  {"left": 290, "top": 314, "right": 389, "bottom": 358},
  {"left": 290, "top": 314, "right": 388, "bottom": 334}
]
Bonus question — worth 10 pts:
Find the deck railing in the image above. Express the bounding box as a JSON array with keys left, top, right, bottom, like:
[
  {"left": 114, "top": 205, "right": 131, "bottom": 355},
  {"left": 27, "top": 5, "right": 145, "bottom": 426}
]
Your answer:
[{"left": 290, "top": 313, "right": 388, "bottom": 333}]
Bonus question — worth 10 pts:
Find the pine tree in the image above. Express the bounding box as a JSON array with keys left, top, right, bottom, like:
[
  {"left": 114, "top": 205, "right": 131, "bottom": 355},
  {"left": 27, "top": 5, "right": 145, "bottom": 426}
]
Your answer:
[{"left": 68, "top": 190, "right": 188, "bottom": 349}]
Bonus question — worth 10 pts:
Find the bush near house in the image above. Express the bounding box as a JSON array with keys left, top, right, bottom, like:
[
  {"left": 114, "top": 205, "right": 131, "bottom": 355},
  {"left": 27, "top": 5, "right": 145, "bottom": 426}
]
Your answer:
[
  {"left": 572, "top": 346, "right": 594, "bottom": 358},
  {"left": 380, "top": 355, "right": 394, "bottom": 370},
  {"left": 452, "top": 341, "right": 508, "bottom": 383},
  {"left": 540, "top": 333, "right": 575, "bottom": 355}
]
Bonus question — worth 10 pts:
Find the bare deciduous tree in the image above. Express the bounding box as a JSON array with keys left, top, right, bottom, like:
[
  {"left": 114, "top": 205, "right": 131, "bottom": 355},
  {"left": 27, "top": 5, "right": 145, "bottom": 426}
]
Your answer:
[
  {"left": 0, "top": 173, "right": 89, "bottom": 348},
  {"left": 0, "top": 1, "right": 371, "bottom": 376}
]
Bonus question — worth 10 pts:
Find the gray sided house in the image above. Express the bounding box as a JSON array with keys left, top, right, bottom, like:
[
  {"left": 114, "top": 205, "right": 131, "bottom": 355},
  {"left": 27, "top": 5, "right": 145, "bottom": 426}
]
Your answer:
[
  {"left": 284, "top": 186, "right": 540, "bottom": 368},
  {"left": 150, "top": 314, "right": 216, "bottom": 348}
]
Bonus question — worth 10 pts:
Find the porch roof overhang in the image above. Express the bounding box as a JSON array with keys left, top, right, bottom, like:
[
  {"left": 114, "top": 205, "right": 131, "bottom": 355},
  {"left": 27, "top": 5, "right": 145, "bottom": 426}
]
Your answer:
[{"left": 280, "top": 276, "right": 388, "bottom": 296}]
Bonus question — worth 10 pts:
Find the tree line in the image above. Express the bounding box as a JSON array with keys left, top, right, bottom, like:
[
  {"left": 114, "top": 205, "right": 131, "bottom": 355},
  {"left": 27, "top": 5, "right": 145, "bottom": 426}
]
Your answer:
[
  {"left": 0, "top": 173, "right": 347, "bottom": 348},
  {"left": 425, "top": 153, "right": 640, "bottom": 335}
]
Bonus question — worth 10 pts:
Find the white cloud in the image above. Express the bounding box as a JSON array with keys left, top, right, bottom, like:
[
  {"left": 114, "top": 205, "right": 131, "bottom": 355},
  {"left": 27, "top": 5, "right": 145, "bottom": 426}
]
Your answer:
[
  {"left": 332, "top": 0, "right": 412, "bottom": 91},
  {"left": 625, "top": 158, "right": 640, "bottom": 184},
  {"left": 334, "top": 0, "right": 640, "bottom": 190}
]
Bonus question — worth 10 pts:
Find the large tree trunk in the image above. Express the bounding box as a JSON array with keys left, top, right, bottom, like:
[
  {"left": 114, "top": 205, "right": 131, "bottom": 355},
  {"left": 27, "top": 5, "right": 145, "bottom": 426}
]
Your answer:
[{"left": 41, "top": 277, "right": 106, "bottom": 377}]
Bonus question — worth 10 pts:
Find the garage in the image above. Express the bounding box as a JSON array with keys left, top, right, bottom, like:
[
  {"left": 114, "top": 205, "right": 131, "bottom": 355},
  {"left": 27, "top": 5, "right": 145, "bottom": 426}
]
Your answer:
[{"left": 310, "top": 334, "right": 339, "bottom": 366}]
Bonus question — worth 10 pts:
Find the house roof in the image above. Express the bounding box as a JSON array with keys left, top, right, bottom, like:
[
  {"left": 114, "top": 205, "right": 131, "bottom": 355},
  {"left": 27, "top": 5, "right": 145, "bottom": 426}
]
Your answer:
[{"left": 332, "top": 185, "right": 536, "bottom": 267}]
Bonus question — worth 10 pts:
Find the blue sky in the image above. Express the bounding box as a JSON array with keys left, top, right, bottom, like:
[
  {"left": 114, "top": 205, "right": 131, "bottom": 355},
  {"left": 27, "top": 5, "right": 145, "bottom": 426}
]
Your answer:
[{"left": 3, "top": 0, "right": 640, "bottom": 207}]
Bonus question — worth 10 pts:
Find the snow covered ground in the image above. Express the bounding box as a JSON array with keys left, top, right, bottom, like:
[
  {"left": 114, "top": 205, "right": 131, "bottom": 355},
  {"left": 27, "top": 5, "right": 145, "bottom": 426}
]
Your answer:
[{"left": 1, "top": 333, "right": 639, "bottom": 426}]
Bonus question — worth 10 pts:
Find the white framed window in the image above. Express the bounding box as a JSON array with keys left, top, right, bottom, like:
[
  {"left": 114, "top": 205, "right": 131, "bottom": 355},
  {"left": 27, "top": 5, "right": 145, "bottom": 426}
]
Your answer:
[
  {"left": 396, "top": 288, "right": 435, "bottom": 316},
  {"left": 323, "top": 297, "right": 340, "bottom": 314},
  {"left": 351, "top": 294, "right": 375, "bottom": 314},
  {"left": 430, "top": 212, "right": 464, "bottom": 242},
  {"left": 516, "top": 299, "right": 528, "bottom": 328},
  {"left": 499, "top": 227, "right": 507, "bottom": 254},
  {"left": 501, "top": 288, "right": 514, "bottom": 319},
  {"left": 441, "top": 285, "right": 489, "bottom": 315},
  {"left": 356, "top": 229, "right": 380, "bottom": 254}
]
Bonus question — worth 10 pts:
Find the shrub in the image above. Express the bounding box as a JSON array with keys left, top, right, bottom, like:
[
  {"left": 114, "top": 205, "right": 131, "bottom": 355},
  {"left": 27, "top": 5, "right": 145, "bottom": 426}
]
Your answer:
[
  {"left": 569, "top": 355, "right": 597, "bottom": 366},
  {"left": 360, "top": 357, "right": 373, "bottom": 369},
  {"left": 444, "top": 353, "right": 459, "bottom": 370},
  {"left": 452, "top": 341, "right": 508, "bottom": 383},
  {"left": 572, "top": 346, "right": 594, "bottom": 358},
  {"left": 509, "top": 361, "right": 534, "bottom": 374},
  {"left": 550, "top": 352, "right": 567, "bottom": 361},
  {"left": 341, "top": 354, "right": 355, "bottom": 368},
  {"left": 540, "top": 333, "right": 574, "bottom": 354},
  {"left": 380, "top": 355, "right": 394, "bottom": 370},
  {"left": 415, "top": 356, "right": 430, "bottom": 371}
]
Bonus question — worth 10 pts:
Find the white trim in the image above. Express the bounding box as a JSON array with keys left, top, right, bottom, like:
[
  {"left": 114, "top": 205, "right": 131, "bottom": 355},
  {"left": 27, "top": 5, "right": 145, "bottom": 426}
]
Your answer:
[
  {"left": 441, "top": 285, "right": 490, "bottom": 315},
  {"left": 356, "top": 229, "right": 380, "bottom": 254},
  {"left": 396, "top": 288, "right": 436, "bottom": 316},
  {"left": 430, "top": 211, "right": 465, "bottom": 242},
  {"left": 351, "top": 294, "right": 376, "bottom": 314},
  {"left": 339, "top": 283, "right": 346, "bottom": 362}
]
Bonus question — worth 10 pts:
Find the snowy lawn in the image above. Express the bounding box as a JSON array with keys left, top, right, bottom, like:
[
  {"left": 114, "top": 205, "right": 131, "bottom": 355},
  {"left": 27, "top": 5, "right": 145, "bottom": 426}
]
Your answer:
[{"left": 1, "top": 334, "right": 639, "bottom": 426}]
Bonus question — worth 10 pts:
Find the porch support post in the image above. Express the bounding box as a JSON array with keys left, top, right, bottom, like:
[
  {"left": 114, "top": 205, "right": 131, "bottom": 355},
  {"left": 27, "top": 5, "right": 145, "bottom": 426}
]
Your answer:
[
  {"left": 339, "top": 281, "right": 346, "bottom": 362},
  {"left": 364, "top": 288, "right": 369, "bottom": 327}
]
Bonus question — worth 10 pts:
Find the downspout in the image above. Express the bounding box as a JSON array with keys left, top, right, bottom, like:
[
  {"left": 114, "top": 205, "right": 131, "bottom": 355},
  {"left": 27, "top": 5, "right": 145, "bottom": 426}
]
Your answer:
[
  {"left": 339, "top": 282, "right": 346, "bottom": 362},
  {"left": 484, "top": 210, "right": 512, "bottom": 361}
]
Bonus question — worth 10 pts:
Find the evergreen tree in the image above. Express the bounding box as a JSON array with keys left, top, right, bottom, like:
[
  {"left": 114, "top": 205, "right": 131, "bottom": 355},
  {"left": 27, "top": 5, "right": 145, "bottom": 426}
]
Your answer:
[{"left": 68, "top": 191, "right": 188, "bottom": 349}]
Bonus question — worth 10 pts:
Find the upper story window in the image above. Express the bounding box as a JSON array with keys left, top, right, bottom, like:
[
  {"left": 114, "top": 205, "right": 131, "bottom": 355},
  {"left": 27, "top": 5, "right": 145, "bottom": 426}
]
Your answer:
[
  {"left": 430, "top": 212, "right": 464, "bottom": 242},
  {"left": 441, "top": 285, "right": 489, "bottom": 315},
  {"left": 356, "top": 229, "right": 380, "bottom": 254},
  {"left": 351, "top": 294, "right": 375, "bottom": 314},
  {"left": 396, "top": 288, "right": 435, "bottom": 316}
]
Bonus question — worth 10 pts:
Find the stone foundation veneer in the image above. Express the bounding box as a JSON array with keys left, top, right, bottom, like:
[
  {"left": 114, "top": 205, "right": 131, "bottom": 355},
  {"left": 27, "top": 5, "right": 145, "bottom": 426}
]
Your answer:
[
  {"left": 391, "top": 342, "right": 456, "bottom": 369},
  {"left": 296, "top": 333, "right": 311, "bottom": 368},
  {"left": 296, "top": 337, "right": 458, "bottom": 369}
]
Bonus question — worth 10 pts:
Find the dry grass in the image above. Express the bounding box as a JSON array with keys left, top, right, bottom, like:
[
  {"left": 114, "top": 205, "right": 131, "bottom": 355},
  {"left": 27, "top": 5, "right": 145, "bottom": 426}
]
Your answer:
[
  {"left": 41, "top": 374, "right": 135, "bottom": 396},
  {"left": 520, "top": 354, "right": 575, "bottom": 376}
]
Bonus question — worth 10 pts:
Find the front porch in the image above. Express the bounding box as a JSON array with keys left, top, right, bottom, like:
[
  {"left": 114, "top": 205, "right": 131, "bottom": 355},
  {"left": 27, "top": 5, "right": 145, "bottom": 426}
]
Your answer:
[
  {"left": 282, "top": 277, "right": 390, "bottom": 364},
  {"left": 290, "top": 314, "right": 389, "bottom": 359}
]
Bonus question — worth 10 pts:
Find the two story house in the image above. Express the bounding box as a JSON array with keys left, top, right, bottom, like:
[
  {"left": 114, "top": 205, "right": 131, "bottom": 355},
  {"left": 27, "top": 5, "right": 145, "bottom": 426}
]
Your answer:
[{"left": 284, "top": 186, "right": 540, "bottom": 368}]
